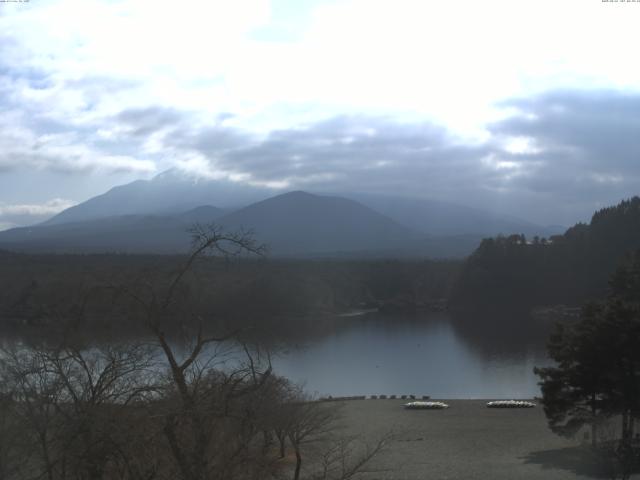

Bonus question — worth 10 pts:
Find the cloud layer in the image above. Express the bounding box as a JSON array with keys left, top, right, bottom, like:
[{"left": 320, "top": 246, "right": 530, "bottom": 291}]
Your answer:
[
  {"left": 115, "top": 89, "right": 637, "bottom": 225},
  {"left": 0, "top": 198, "right": 76, "bottom": 231},
  {"left": 1, "top": 1, "right": 640, "bottom": 227}
]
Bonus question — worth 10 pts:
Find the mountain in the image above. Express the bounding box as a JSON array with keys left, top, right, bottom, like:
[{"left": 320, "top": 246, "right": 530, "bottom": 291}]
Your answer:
[
  {"left": 0, "top": 214, "right": 192, "bottom": 254},
  {"left": 42, "top": 170, "right": 560, "bottom": 240},
  {"left": 8, "top": 170, "right": 569, "bottom": 258},
  {"left": 0, "top": 205, "right": 233, "bottom": 254},
  {"left": 44, "top": 169, "right": 271, "bottom": 226},
  {"left": 349, "top": 193, "right": 562, "bottom": 237},
  {"left": 0, "top": 192, "right": 426, "bottom": 256},
  {"left": 177, "top": 205, "right": 227, "bottom": 225},
  {"left": 216, "top": 191, "right": 422, "bottom": 255}
]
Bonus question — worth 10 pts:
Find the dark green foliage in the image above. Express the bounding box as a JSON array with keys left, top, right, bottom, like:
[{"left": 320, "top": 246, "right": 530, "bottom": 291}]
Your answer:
[
  {"left": 0, "top": 254, "right": 461, "bottom": 339},
  {"left": 534, "top": 303, "right": 615, "bottom": 443},
  {"left": 452, "top": 197, "right": 640, "bottom": 311},
  {"left": 609, "top": 250, "right": 640, "bottom": 305},
  {"left": 535, "top": 253, "right": 640, "bottom": 451}
]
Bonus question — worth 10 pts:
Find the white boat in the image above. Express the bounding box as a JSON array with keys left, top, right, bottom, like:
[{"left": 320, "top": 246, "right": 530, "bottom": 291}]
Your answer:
[
  {"left": 404, "top": 401, "right": 449, "bottom": 410},
  {"left": 486, "top": 400, "right": 536, "bottom": 408}
]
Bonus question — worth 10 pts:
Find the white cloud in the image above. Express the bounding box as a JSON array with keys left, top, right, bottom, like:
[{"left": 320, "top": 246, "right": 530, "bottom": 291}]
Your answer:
[
  {"left": 0, "top": 222, "right": 18, "bottom": 232},
  {"left": 502, "top": 137, "right": 541, "bottom": 155},
  {"left": 2, "top": 0, "right": 640, "bottom": 227},
  {"left": 4, "top": 0, "right": 640, "bottom": 140},
  {"left": 0, "top": 198, "right": 76, "bottom": 217},
  {"left": 0, "top": 115, "right": 157, "bottom": 174}
]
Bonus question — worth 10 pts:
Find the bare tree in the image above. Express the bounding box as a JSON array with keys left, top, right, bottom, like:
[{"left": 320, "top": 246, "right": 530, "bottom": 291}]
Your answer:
[
  {"left": 280, "top": 392, "right": 390, "bottom": 480},
  {"left": 1, "top": 224, "right": 390, "bottom": 480},
  {"left": 110, "top": 225, "right": 279, "bottom": 480},
  {"left": 0, "top": 386, "right": 23, "bottom": 480},
  {"left": 0, "top": 340, "right": 159, "bottom": 480},
  {"left": 310, "top": 434, "right": 391, "bottom": 480},
  {"left": 287, "top": 399, "right": 339, "bottom": 480}
]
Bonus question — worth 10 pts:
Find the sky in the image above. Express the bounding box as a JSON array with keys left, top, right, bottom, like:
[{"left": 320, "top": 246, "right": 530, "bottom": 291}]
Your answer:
[{"left": 1, "top": 0, "right": 640, "bottom": 229}]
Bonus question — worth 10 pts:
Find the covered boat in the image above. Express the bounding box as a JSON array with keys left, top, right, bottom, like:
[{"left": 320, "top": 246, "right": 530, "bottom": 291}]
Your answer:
[
  {"left": 404, "top": 401, "right": 449, "bottom": 409},
  {"left": 486, "top": 400, "right": 536, "bottom": 408}
]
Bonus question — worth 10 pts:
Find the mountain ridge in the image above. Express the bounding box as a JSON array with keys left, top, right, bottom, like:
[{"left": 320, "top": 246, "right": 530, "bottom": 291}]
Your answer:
[
  {"left": 2, "top": 171, "right": 573, "bottom": 258},
  {"left": 215, "top": 191, "right": 423, "bottom": 255},
  {"left": 0, "top": 191, "right": 432, "bottom": 257}
]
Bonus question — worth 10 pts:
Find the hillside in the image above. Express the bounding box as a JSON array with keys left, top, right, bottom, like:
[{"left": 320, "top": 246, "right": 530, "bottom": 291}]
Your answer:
[
  {"left": 0, "top": 215, "right": 193, "bottom": 253},
  {"left": 0, "top": 192, "right": 425, "bottom": 256},
  {"left": 451, "top": 197, "right": 640, "bottom": 311},
  {"left": 216, "top": 191, "right": 423, "bottom": 255},
  {"left": 40, "top": 170, "right": 552, "bottom": 241},
  {"left": 44, "top": 169, "right": 269, "bottom": 225},
  {"left": 351, "top": 194, "right": 561, "bottom": 237}
]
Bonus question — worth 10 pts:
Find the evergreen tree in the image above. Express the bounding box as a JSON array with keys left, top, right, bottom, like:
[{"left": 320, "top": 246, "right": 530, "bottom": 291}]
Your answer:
[
  {"left": 534, "top": 302, "right": 613, "bottom": 446},
  {"left": 535, "top": 251, "right": 640, "bottom": 448}
]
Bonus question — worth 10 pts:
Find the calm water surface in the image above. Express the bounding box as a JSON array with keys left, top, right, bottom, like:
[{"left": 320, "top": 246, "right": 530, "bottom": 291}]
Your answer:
[
  {"left": 273, "top": 312, "right": 550, "bottom": 399},
  {"left": 1, "top": 312, "right": 551, "bottom": 399}
]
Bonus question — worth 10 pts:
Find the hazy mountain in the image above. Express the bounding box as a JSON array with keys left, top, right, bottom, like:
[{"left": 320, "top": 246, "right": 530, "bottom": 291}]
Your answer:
[
  {"left": 177, "top": 205, "right": 228, "bottom": 225},
  {"left": 10, "top": 169, "right": 568, "bottom": 258},
  {"left": 0, "top": 192, "right": 429, "bottom": 256},
  {"left": 0, "top": 205, "right": 229, "bottom": 254},
  {"left": 0, "top": 214, "right": 193, "bottom": 254},
  {"left": 349, "top": 193, "right": 563, "bottom": 237},
  {"left": 44, "top": 169, "right": 272, "bottom": 226},
  {"left": 215, "top": 191, "right": 423, "bottom": 255},
  {"left": 42, "top": 170, "right": 562, "bottom": 240}
]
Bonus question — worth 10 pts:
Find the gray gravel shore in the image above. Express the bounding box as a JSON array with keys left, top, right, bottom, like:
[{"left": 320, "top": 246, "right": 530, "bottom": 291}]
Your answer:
[{"left": 328, "top": 399, "right": 630, "bottom": 480}]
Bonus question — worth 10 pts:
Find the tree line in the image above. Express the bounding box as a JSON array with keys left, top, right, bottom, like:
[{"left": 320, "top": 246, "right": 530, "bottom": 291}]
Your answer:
[
  {"left": 451, "top": 197, "right": 640, "bottom": 312},
  {"left": 0, "top": 250, "right": 460, "bottom": 339}
]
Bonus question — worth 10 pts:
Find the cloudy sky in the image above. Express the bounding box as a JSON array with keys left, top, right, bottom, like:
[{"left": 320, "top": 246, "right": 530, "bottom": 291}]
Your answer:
[{"left": 1, "top": 0, "right": 640, "bottom": 229}]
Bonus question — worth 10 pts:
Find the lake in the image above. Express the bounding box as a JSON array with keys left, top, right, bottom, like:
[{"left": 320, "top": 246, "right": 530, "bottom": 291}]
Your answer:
[
  {"left": 272, "top": 311, "right": 551, "bottom": 399},
  {"left": 0, "top": 311, "right": 552, "bottom": 400}
]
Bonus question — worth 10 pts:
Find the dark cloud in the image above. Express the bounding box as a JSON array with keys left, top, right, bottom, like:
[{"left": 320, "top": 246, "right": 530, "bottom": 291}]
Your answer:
[
  {"left": 3, "top": 76, "right": 640, "bottom": 227},
  {"left": 486, "top": 89, "right": 640, "bottom": 218},
  {"left": 153, "top": 91, "right": 640, "bottom": 225},
  {"left": 115, "top": 106, "right": 184, "bottom": 137},
  {"left": 0, "top": 68, "right": 156, "bottom": 175},
  {"left": 180, "top": 116, "right": 494, "bottom": 199},
  {"left": 494, "top": 90, "right": 640, "bottom": 171},
  {"left": 0, "top": 40, "right": 155, "bottom": 175}
]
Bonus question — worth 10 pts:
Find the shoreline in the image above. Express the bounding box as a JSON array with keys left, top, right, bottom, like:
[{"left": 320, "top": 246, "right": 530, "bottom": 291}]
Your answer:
[{"left": 321, "top": 395, "right": 540, "bottom": 401}]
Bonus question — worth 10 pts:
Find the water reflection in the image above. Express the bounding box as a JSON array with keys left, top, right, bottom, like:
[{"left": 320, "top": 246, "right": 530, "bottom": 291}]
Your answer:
[
  {"left": 272, "top": 312, "right": 550, "bottom": 399},
  {"left": 1, "top": 311, "right": 554, "bottom": 399}
]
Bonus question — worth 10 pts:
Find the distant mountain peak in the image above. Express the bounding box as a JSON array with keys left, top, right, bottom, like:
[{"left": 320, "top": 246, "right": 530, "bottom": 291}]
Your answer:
[
  {"left": 277, "top": 190, "right": 313, "bottom": 197},
  {"left": 42, "top": 172, "right": 273, "bottom": 226},
  {"left": 261, "top": 190, "right": 327, "bottom": 202},
  {"left": 0, "top": 191, "right": 426, "bottom": 257}
]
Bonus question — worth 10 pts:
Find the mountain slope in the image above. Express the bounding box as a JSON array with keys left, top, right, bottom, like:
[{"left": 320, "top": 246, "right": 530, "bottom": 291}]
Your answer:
[
  {"left": 0, "top": 192, "right": 425, "bottom": 256},
  {"left": 0, "top": 205, "right": 227, "bottom": 254},
  {"left": 177, "top": 205, "right": 227, "bottom": 225},
  {"left": 216, "top": 191, "right": 423, "bottom": 255},
  {"left": 0, "top": 215, "right": 192, "bottom": 253},
  {"left": 350, "top": 193, "right": 562, "bottom": 237},
  {"left": 44, "top": 170, "right": 270, "bottom": 226},
  {"left": 41, "top": 169, "right": 559, "bottom": 240}
]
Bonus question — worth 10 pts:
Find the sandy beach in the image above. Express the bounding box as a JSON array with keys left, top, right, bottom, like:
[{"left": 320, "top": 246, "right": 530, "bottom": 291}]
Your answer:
[{"left": 326, "top": 399, "right": 624, "bottom": 480}]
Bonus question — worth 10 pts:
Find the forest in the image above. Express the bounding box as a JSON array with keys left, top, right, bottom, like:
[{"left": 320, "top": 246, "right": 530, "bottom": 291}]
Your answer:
[
  {"left": 3, "top": 197, "right": 640, "bottom": 341},
  {"left": 451, "top": 197, "right": 640, "bottom": 312},
  {"left": 0, "top": 244, "right": 460, "bottom": 341}
]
